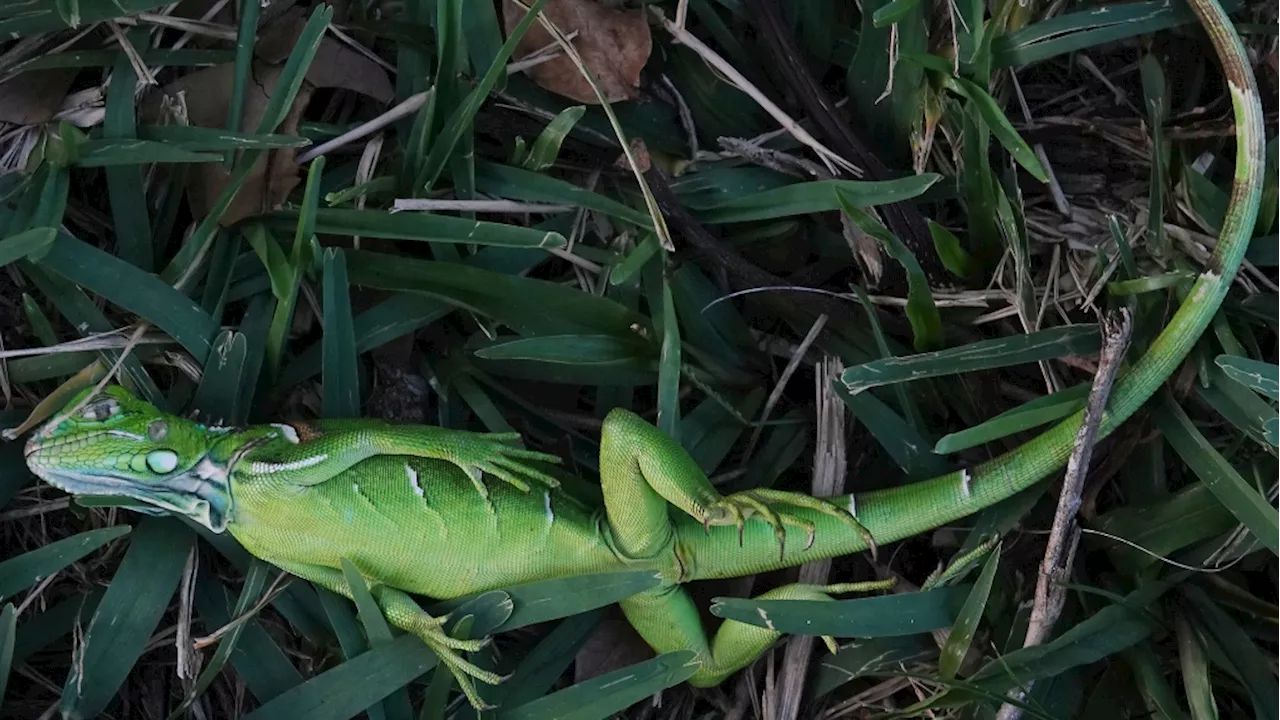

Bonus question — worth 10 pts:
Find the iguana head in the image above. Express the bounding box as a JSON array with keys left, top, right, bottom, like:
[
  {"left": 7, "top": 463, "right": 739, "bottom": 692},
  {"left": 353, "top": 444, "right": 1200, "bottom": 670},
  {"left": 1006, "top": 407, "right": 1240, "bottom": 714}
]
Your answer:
[{"left": 24, "top": 384, "right": 236, "bottom": 532}]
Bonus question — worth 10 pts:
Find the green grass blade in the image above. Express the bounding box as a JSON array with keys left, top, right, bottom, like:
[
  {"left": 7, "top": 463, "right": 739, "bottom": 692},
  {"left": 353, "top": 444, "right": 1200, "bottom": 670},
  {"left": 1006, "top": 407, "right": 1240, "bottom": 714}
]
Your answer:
[
  {"left": 343, "top": 250, "right": 648, "bottom": 338},
  {"left": 226, "top": 0, "right": 263, "bottom": 166},
  {"left": 839, "top": 194, "right": 943, "bottom": 350},
  {"left": 316, "top": 587, "right": 371, "bottom": 665},
  {"left": 431, "top": 571, "right": 660, "bottom": 633},
  {"left": 968, "top": 577, "right": 1179, "bottom": 695},
  {"left": 935, "top": 383, "right": 1090, "bottom": 454},
  {"left": 0, "top": 603, "right": 14, "bottom": 706},
  {"left": 0, "top": 526, "right": 131, "bottom": 602},
  {"left": 927, "top": 220, "right": 977, "bottom": 278},
  {"left": 711, "top": 585, "right": 970, "bottom": 637},
  {"left": 1179, "top": 585, "right": 1278, "bottom": 720},
  {"left": 74, "top": 139, "right": 223, "bottom": 166},
  {"left": 1196, "top": 365, "right": 1278, "bottom": 450},
  {"left": 139, "top": 125, "right": 310, "bottom": 151},
  {"left": 1093, "top": 483, "right": 1237, "bottom": 574},
  {"left": 474, "top": 160, "right": 653, "bottom": 230},
  {"left": 841, "top": 324, "right": 1101, "bottom": 395},
  {"left": 415, "top": 0, "right": 550, "bottom": 191},
  {"left": 697, "top": 176, "right": 941, "bottom": 224},
  {"left": 939, "top": 545, "right": 1000, "bottom": 679},
  {"left": 484, "top": 611, "right": 602, "bottom": 709},
  {"left": 158, "top": 4, "right": 333, "bottom": 285},
  {"left": 1174, "top": 610, "right": 1220, "bottom": 720},
  {"left": 472, "top": 333, "right": 654, "bottom": 366},
  {"left": 17, "top": 263, "right": 165, "bottom": 406},
  {"left": 0, "top": 0, "right": 171, "bottom": 36},
  {"left": 191, "top": 575, "right": 304, "bottom": 703},
  {"left": 945, "top": 77, "right": 1047, "bottom": 183},
  {"left": 1216, "top": 355, "right": 1278, "bottom": 400},
  {"left": 656, "top": 261, "right": 682, "bottom": 440},
  {"left": 102, "top": 30, "right": 152, "bottom": 271},
  {"left": 990, "top": 0, "right": 1242, "bottom": 68},
  {"left": 497, "top": 650, "right": 699, "bottom": 720},
  {"left": 11, "top": 591, "right": 103, "bottom": 666},
  {"left": 322, "top": 248, "right": 360, "bottom": 417},
  {"left": 834, "top": 382, "right": 951, "bottom": 478},
  {"left": 168, "top": 559, "right": 271, "bottom": 718},
  {"left": 0, "top": 227, "right": 57, "bottom": 267},
  {"left": 1155, "top": 395, "right": 1279, "bottom": 555},
  {"left": 59, "top": 518, "right": 193, "bottom": 719},
  {"left": 812, "top": 636, "right": 935, "bottom": 697},
  {"left": 240, "top": 594, "right": 506, "bottom": 720},
  {"left": 267, "top": 207, "right": 567, "bottom": 249},
  {"left": 38, "top": 232, "right": 218, "bottom": 364},
  {"left": 191, "top": 331, "right": 248, "bottom": 424},
  {"left": 521, "top": 106, "right": 587, "bottom": 172},
  {"left": 342, "top": 559, "right": 414, "bottom": 720}
]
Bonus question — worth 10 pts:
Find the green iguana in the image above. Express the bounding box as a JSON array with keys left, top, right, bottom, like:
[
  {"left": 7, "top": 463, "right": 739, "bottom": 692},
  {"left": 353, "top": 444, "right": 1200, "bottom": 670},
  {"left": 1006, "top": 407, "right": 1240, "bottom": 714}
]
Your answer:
[{"left": 17, "top": 0, "right": 1263, "bottom": 707}]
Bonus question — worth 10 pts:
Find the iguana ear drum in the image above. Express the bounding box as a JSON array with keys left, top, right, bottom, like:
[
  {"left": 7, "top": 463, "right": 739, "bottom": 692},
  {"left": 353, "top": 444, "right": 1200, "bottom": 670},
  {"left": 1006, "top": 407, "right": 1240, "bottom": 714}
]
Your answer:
[{"left": 148, "top": 419, "right": 169, "bottom": 442}]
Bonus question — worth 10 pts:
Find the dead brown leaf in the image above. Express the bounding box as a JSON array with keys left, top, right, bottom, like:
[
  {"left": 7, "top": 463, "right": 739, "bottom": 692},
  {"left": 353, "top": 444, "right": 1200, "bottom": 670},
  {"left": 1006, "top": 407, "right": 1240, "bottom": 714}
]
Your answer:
[
  {"left": 0, "top": 68, "right": 78, "bottom": 125},
  {"left": 140, "top": 8, "right": 394, "bottom": 225},
  {"left": 503, "top": 0, "right": 651, "bottom": 105}
]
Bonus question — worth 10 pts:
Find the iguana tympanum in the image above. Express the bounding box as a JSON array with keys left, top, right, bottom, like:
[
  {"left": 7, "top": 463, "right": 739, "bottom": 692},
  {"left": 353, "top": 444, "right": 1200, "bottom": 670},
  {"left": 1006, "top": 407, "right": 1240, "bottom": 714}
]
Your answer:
[{"left": 17, "top": 0, "right": 1264, "bottom": 706}]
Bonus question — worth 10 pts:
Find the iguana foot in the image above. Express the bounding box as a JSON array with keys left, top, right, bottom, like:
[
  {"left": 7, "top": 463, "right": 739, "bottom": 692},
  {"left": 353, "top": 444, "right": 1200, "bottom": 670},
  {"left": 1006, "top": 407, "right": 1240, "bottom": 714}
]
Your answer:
[
  {"left": 416, "top": 621, "right": 509, "bottom": 710},
  {"left": 702, "top": 489, "right": 877, "bottom": 560},
  {"left": 452, "top": 432, "right": 563, "bottom": 499}
]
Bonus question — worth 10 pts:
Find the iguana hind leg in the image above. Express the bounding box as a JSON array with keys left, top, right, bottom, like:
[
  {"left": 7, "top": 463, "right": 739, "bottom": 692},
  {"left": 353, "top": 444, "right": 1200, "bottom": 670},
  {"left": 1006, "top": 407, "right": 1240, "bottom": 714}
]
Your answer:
[
  {"left": 599, "top": 409, "right": 862, "bottom": 685},
  {"left": 598, "top": 408, "right": 865, "bottom": 562},
  {"left": 619, "top": 582, "right": 848, "bottom": 686}
]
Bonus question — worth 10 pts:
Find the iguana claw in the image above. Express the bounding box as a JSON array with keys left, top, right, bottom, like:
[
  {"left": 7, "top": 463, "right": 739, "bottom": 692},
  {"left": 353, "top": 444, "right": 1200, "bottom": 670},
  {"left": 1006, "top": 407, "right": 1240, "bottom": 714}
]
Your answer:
[
  {"left": 416, "top": 622, "right": 508, "bottom": 709},
  {"left": 702, "top": 489, "right": 877, "bottom": 561}
]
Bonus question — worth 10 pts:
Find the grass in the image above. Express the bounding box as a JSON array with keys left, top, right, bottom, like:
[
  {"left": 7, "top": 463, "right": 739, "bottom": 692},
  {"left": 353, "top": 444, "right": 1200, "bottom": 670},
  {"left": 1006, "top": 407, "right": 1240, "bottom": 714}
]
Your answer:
[{"left": 0, "top": 0, "right": 1276, "bottom": 718}]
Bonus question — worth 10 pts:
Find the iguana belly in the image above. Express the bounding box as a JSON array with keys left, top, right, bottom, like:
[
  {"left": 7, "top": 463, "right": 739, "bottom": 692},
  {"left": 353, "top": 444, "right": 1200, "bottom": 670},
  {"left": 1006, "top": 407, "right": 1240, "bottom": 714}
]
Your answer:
[{"left": 225, "top": 455, "right": 627, "bottom": 599}]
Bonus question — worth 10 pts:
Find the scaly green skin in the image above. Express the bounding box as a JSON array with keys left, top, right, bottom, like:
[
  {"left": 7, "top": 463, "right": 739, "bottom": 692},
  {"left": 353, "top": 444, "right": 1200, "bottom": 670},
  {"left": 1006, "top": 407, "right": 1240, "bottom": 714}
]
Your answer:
[{"left": 19, "top": 0, "right": 1262, "bottom": 708}]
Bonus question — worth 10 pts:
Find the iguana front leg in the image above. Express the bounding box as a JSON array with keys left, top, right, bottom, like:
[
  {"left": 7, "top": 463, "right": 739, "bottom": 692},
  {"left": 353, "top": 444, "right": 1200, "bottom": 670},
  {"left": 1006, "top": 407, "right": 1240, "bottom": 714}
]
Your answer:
[
  {"left": 269, "top": 558, "right": 505, "bottom": 710},
  {"left": 226, "top": 419, "right": 562, "bottom": 498}
]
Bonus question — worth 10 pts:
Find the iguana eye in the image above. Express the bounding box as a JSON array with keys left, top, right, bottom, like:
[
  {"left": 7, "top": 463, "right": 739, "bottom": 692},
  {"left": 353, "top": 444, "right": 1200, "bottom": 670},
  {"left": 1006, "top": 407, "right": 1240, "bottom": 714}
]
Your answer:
[
  {"left": 147, "top": 419, "right": 168, "bottom": 442},
  {"left": 146, "top": 450, "right": 179, "bottom": 474},
  {"left": 80, "top": 399, "right": 120, "bottom": 422}
]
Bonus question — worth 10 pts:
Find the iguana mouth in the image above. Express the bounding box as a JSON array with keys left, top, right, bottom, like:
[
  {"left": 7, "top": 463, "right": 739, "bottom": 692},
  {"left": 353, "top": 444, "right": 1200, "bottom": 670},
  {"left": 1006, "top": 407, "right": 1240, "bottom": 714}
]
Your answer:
[
  {"left": 23, "top": 428, "right": 144, "bottom": 459},
  {"left": 25, "top": 438, "right": 235, "bottom": 533}
]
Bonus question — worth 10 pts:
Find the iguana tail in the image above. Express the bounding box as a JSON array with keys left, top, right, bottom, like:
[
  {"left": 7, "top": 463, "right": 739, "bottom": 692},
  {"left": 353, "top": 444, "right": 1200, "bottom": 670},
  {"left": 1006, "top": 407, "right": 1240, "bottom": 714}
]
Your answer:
[{"left": 680, "top": 0, "right": 1264, "bottom": 583}]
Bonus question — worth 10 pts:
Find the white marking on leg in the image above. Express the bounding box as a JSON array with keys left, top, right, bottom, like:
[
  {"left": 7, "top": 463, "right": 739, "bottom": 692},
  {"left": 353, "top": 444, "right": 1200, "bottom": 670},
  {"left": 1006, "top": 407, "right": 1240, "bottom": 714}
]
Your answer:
[
  {"left": 249, "top": 454, "right": 328, "bottom": 474},
  {"left": 960, "top": 468, "right": 972, "bottom": 498},
  {"left": 543, "top": 491, "right": 555, "bottom": 525},
  {"left": 270, "top": 423, "right": 300, "bottom": 444},
  {"left": 847, "top": 494, "right": 857, "bottom": 517},
  {"left": 352, "top": 482, "right": 360, "bottom": 495},
  {"left": 407, "top": 463, "right": 424, "bottom": 497}
]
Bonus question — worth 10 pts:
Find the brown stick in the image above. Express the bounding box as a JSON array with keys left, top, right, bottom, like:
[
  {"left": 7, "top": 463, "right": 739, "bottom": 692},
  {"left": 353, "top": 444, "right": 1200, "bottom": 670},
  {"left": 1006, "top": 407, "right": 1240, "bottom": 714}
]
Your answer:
[{"left": 995, "top": 307, "right": 1133, "bottom": 720}]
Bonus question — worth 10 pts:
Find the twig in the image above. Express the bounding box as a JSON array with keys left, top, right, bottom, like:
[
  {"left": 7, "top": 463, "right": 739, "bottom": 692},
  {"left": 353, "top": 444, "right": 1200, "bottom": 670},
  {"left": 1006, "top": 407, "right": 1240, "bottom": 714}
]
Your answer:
[
  {"left": 391, "top": 199, "right": 574, "bottom": 214},
  {"left": 650, "top": 6, "right": 857, "bottom": 177},
  {"left": 995, "top": 307, "right": 1133, "bottom": 720},
  {"left": 767, "top": 354, "right": 847, "bottom": 720},
  {"left": 297, "top": 91, "right": 430, "bottom": 163},
  {"left": 192, "top": 572, "right": 293, "bottom": 649}
]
